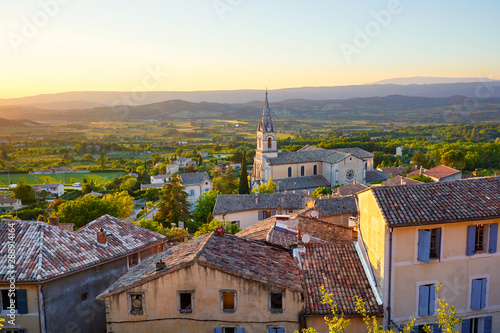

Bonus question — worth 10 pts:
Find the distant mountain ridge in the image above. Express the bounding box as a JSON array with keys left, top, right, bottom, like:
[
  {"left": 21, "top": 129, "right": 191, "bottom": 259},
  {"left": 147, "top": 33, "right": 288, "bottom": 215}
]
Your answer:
[
  {"left": 369, "top": 76, "right": 496, "bottom": 85},
  {"left": 1, "top": 79, "right": 500, "bottom": 110}
]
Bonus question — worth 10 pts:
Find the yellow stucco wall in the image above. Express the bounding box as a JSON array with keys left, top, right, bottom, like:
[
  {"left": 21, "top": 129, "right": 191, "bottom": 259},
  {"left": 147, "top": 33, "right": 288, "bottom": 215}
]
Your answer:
[
  {"left": 357, "top": 190, "right": 386, "bottom": 296},
  {"left": 391, "top": 219, "right": 500, "bottom": 326},
  {"left": 105, "top": 262, "right": 304, "bottom": 333},
  {"left": 0, "top": 284, "right": 40, "bottom": 333},
  {"left": 306, "top": 316, "right": 380, "bottom": 333}
]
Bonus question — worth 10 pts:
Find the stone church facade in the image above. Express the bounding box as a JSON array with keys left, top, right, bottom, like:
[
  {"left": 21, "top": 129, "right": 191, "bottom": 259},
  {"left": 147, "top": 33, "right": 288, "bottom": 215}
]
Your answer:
[{"left": 252, "top": 92, "right": 374, "bottom": 192}]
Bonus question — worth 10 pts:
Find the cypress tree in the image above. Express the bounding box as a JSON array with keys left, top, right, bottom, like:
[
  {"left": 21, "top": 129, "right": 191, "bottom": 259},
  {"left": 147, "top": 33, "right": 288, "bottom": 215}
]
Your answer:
[{"left": 238, "top": 151, "right": 250, "bottom": 194}]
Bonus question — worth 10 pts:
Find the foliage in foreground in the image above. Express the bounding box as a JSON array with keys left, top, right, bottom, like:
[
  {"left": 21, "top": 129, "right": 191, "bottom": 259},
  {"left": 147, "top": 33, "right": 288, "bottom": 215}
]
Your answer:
[
  {"left": 295, "top": 282, "right": 461, "bottom": 333},
  {"left": 193, "top": 218, "right": 241, "bottom": 238}
]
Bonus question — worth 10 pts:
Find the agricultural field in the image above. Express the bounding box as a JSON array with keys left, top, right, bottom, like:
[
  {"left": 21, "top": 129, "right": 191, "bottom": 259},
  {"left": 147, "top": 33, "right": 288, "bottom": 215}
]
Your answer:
[{"left": 0, "top": 171, "right": 127, "bottom": 186}]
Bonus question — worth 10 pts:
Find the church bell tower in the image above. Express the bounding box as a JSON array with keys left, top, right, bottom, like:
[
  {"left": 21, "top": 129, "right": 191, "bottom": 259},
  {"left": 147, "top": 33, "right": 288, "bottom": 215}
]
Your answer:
[{"left": 254, "top": 90, "right": 278, "bottom": 181}]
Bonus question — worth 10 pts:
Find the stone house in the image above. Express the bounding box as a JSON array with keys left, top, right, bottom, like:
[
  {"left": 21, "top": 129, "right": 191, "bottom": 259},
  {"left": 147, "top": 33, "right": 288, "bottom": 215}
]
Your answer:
[{"left": 0, "top": 215, "right": 165, "bottom": 333}]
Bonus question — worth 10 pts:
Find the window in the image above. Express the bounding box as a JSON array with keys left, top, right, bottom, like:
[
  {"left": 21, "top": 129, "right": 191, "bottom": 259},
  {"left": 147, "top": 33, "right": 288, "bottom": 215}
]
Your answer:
[
  {"left": 467, "top": 223, "right": 497, "bottom": 255},
  {"left": 178, "top": 291, "right": 194, "bottom": 313},
  {"left": 204, "top": 188, "right": 210, "bottom": 193},
  {"left": 258, "top": 210, "right": 275, "bottom": 220},
  {"left": 461, "top": 316, "right": 492, "bottom": 333},
  {"left": 81, "top": 292, "right": 89, "bottom": 303},
  {"left": 269, "top": 292, "right": 284, "bottom": 313},
  {"left": 214, "top": 328, "right": 244, "bottom": 333},
  {"left": 269, "top": 328, "right": 285, "bottom": 333},
  {"left": 300, "top": 166, "right": 305, "bottom": 176},
  {"left": 417, "top": 228, "right": 441, "bottom": 263},
  {"left": 128, "top": 292, "right": 145, "bottom": 315},
  {"left": 189, "top": 189, "right": 196, "bottom": 197},
  {"left": 288, "top": 167, "right": 292, "bottom": 178},
  {"left": 221, "top": 290, "right": 236, "bottom": 313},
  {"left": 412, "top": 324, "right": 441, "bottom": 333},
  {"left": 418, "top": 284, "right": 435, "bottom": 316},
  {"left": 128, "top": 253, "right": 140, "bottom": 268},
  {"left": 268, "top": 137, "right": 272, "bottom": 149},
  {"left": 313, "top": 165, "right": 317, "bottom": 175},
  {"left": 471, "top": 278, "right": 487, "bottom": 310},
  {"left": 1, "top": 289, "right": 28, "bottom": 314}
]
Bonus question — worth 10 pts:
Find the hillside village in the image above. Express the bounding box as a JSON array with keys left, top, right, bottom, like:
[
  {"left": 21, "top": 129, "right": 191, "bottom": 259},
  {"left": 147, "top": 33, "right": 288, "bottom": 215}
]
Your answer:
[{"left": 1, "top": 95, "right": 500, "bottom": 333}]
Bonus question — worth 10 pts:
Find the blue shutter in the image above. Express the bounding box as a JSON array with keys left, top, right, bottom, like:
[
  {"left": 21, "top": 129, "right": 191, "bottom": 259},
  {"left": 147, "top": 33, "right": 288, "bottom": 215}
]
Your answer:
[
  {"left": 480, "top": 278, "right": 487, "bottom": 309},
  {"left": 488, "top": 223, "right": 498, "bottom": 253},
  {"left": 277, "top": 329, "right": 285, "bottom": 333},
  {"left": 411, "top": 326, "right": 418, "bottom": 333},
  {"left": 435, "top": 228, "right": 442, "bottom": 259},
  {"left": 433, "top": 323, "right": 442, "bottom": 333},
  {"left": 417, "top": 230, "right": 431, "bottom": 263},
  {"left": 419, "top": 285, "right": 430, "bottom": 316},
  {"left": 17, "top": 289, "right": 28, "bottom": 314},
  {"left": 484, "top": 316, "right": 492, "bottom": 333},
  {"left": 429, "top": 284, "right": 436, "bottom": 315},
  {"left": 461, "top": 319, "right": 470, "bottom": 333},
  {"left": 214, "top": 328, "right": 222, "bottom": 333},
  {"left": 258, "top": 211, "right": 264, "bottom": 220},
  {"left": 471, "top": 279, "right": 482, "bottom": 309},
  {"left": 466, "top": 225, "right": 476, "bottom": 256},
  {"left": 236, "top": 328, "right": 245, "bottom": 333}
]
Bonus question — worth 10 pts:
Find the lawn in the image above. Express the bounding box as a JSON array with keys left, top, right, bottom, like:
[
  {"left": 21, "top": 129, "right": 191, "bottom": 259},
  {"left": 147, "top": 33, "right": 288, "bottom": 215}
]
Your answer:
[{"left": 0, "top": 171, "right": 127, "bottom": 186}]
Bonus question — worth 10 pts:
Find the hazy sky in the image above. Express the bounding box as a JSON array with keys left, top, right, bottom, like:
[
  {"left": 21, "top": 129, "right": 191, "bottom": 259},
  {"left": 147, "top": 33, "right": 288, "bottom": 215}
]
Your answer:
[{"left": 1, "top": 0, "right": 499, "bottom": 98}]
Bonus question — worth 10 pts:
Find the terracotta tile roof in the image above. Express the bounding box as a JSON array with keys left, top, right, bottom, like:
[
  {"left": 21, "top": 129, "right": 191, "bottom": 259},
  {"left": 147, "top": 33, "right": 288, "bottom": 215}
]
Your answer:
[
  {"left": 379, "top": 166, "right": 409, "bottom": 177},
  {"left": 424, "top": 165, "right": 461, "bottom": 180},
  {"left": 98, "top": 233, "right": 303, "bottom": 299},
  {"left": 334, "top": 182, "right": 368, "bottom": 196},
  {"left": 213, "top": 192, "right": 311, "bottom": 215},
  {"left": 302, "top": 242, "right": 382, "bottom": 315},
  {"left": 313, "top": 195, "right": 358, "bottom": 217},
  {"left": 236, "top": 217, "right": 276, "bottom": 240},
  {"left": 381, "top": 175, "right": 423, "bottom": 187},
  {"left": 0, "top": 215, "right": 165, "bottom": 283},
  {"left": 370, "top": 177, "right": 500, "bottom": 227},
  {"left": 275, "top": 175, "right": 331, "bottom": 191}
]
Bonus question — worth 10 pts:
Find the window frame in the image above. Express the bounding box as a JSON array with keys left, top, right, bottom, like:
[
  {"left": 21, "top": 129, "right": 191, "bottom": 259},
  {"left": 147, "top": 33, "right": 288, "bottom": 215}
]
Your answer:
[
  {"left": 128, "top": 252, "right": 140, "bottom": 269},
  {"left": 1, "top": 289, "right": 28, "bottom": 314},
  {"left": 287, "top": 167, "right": 292, "bottom": 178},
  {"left": 269, "top": 291, "right": 285, "bottom": 313},
  {"left": 417, "top": 283, "right": 436, "bottom": 317},
  {"left": 220, "top": 290, "right": 237, "bottom": 313},
  {"left": 177, "top": 290, "right": 194, "bottom": 314},
  {"left": 300, "top": 166, "right": 305, "bottom": 177},
  {"left": 467, "top": 223, "right": 498, "bottom": 256},
  {"left": 470, "top": 277, "right": 488, "bottom": 310},
  {"left": 417, "top": 227, "right": 442, "bottom": 263},
  {"left": 313, "top": 165, "right": 318, "bottom": 175},
  {"left": 127, "top": 292, "right": 145, "bottom": 315}
]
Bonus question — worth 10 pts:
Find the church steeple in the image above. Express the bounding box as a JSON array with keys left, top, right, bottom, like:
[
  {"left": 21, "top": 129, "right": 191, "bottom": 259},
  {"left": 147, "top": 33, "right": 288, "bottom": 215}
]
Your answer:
[{"left": 258, "top": 89, "right": 275, "bottom": 132}]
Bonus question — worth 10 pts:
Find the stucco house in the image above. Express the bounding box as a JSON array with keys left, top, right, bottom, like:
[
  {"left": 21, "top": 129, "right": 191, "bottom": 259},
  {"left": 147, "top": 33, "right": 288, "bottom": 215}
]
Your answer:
[
  {"left": 0, "top": 198, "right": 22, "bottom": 212},
  {"left": 97, "top": 231, "right": 304, "bottom": 333},
  {"left": 212, "top": 192, "right": 312, "bottom": 229},
  {"left": 180, "top": 172, "right": 213, "bottom": 209},
  {"left": 174, "top": 157, "right": 197, "bottom": 167},
  {"left": 407, "top": 165, "right": 462, "bottom": 182},
  {"left": 307, "top": 195, "right": 358, "bottom": 226},
  {"left": 41, "top": 183, "right": 64, "bottom": 197},
  {"left": 252, "top": 92, "right": 374, "bottom": 192},
  {"left": 357, "top": 177, "right": 500, "bottom": 331},
  {"left": 0, "top": 215, "right": 165, "bottom": 333},
  {"left": 150, "top": 174, "right": 171, "bottom": 184}
]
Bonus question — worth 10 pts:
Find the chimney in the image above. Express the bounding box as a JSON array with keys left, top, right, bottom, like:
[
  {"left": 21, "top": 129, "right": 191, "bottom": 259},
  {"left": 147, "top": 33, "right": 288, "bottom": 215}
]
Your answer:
[
  {"left": 215, "top": 226, "right": 224, "bottom": 236},
  {"left": 297, "top": 229, "right": 304, "bottom": 248},
  {"left": 156, "top": 259, "right": 166, "bottom": 271},
  {"left": 353, "top": 180, "right": 357, "bottom": 184},
  {"left": 401, "top": 177, "right": 406, "bottom": 185},
  {"left": 49, "top": 216, "right": 60, "bottom": 227},
  {"left": 97, "top": 228, "right": 108, "bottom": 248},
  {"left": 419, "top": 166, "right": 423, "bottom": 175},
  {"left": 255, "top": 194, "right": 259, "bottom": 204}
]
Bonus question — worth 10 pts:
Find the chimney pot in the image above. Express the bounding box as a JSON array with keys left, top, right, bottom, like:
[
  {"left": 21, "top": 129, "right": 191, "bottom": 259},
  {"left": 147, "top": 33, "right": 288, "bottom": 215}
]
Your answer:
[
  {"left": 156, "top": 259, "right": 166, "bottom": 271},
  {"left": 49, "top": 216, "right": 60, "bottom": 226},
  {"left": 255, "top": 194, "right": 259, "bottom": 204},
  {"left": 215, "top": 226, "right": 224, "bottom": 236},
  {"left": 97, "top": 228, "right": 107, "bottom": 245}
]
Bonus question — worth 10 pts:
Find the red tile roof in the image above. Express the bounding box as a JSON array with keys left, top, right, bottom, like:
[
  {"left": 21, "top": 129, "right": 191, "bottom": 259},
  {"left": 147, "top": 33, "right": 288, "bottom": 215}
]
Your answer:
[
  {"left": 98, "top": 232, "right": 303, "bottom": 299},
  {"left": 0, "top": 215, "right": 165, "bottom": 282},
  {"left": 381, "top": 175, "right": 423, "bottom": 187},
  {"left": 424, "top": 165, "right": 461, "bottom": 180},
  {"left": 370, "top": 177, "right": 500, "bottom": 227},
  {"left": 302, "top": 242, "right": 382, "bottom": 315},
  {"left": 334, "top": 182, "right": 368, "bottom": 196},
  {"left": 379, "top": 166, "right": 410, "bottom": 177}
]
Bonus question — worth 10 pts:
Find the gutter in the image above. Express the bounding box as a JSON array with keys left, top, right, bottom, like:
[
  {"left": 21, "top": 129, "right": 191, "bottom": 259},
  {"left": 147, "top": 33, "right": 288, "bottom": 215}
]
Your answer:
[
  {"left": 387, "top": 227, "right": 393, "bottom": 329},
  {"left": 38, "top": 284, "right": 46, "bottom": 333}
]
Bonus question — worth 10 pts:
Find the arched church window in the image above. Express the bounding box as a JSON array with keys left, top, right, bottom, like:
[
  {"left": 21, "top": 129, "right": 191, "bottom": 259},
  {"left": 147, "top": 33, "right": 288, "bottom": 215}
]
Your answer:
[
  {"left": 313, "top": 165, "right": 317, "bottom": 175},
  {"left": 268, "top": 137, "right": 272, "bottom": 149},
  {"left": 301, "top": 166, "right": 305, "bottom": 176},
  {"left": 288, "top": 167, "right": 292, "bottom": 178},
  {"left": 258, "top": 137, "right": 261, "bottom": 148}
]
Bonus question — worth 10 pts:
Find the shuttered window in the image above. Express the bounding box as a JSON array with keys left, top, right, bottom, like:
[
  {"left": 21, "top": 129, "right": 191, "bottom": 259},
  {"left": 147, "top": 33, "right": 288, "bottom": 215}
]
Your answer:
[
  {"left": 418, "top": 284, "right": 435, "bottom": 316},
  {"left": 470, "top": 278, "right": 487, "bottom": 310}
]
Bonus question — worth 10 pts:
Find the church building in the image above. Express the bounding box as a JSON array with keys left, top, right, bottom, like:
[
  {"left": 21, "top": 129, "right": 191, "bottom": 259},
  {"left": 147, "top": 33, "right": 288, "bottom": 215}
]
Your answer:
[{"left": 252, "top": 92, "right": 374, "bottom": 193}]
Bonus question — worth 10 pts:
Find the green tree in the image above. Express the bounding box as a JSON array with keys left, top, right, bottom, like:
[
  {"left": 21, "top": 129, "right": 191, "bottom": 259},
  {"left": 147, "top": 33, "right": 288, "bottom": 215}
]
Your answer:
[
  {"left": 12, "top": 177, "right": 36, "bottom": 205},
  {"left": 55, "top": 195, "right": 119, "bottom": 228},
  {"left": 238, "top": 151, "right": 249, "bottom": 194},
  {"left": 154, "top": 174, "right": 190, "bottom": 227},
  {"left": 251, "top": 178, "right": 278, "bottom": 194},
  {"left": 213, "top": 165, "right": 238, "bottom": 194},
  {"left": 194, "top": 218, "right": 241, "bottom": 238},
  {"left": 102, "top": 191, "right": 134, "bottom": 218},
  {"left": 134, "top": 218, "right": 165, "bottom": 234},
  {"left": 312, "top": 186, "right": 332, "bottom": 198},
  {"left": 164, "top": 226, "right": 189, "bottom": 242},
  {"left": 192, "top": 190, "right": 220, "bottom": 228},
  {"left": 99, "top": 152, "right": 106, "bottom": 169}
]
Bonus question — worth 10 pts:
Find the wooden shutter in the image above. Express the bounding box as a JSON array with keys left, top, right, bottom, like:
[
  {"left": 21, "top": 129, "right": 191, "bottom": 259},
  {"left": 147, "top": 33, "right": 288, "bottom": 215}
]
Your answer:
[
  {"left": 471, "top": 279, "right": 482, "bottom": 309},
  {"left": 214, "top": 328, "right": 222, "bottom": 333},
  {"left": 484, "top": 316, "right": 492, "bottom": 333},
  {"left": 418, "top": 285, "right": 430, "bottom": 316},
  {"left": 428, "top": 284, "right": 436, "bottom": 315},
  {"left": 488, "top": 223, "right": 498, "bottom": 253},
  {"left": 433, "top": 323, "right": 442, "bottom": 333},
  {"left": 461, "top": 319, "right": 470, "bottom": 333},
  {"left": 480, "top": 278, "right": 487, "bottom": 309},
  {"left": 466, "top": 225, "right": 476, "bottom": 256},
  {"left": 236, "top": 328, "right": 245, "bottom": 333},
  {"left": 17, "top": 289, "right": 28, "bottom": 314},
  {"left": 417, "top": 230, "right": 431, "bottom": 263}
]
